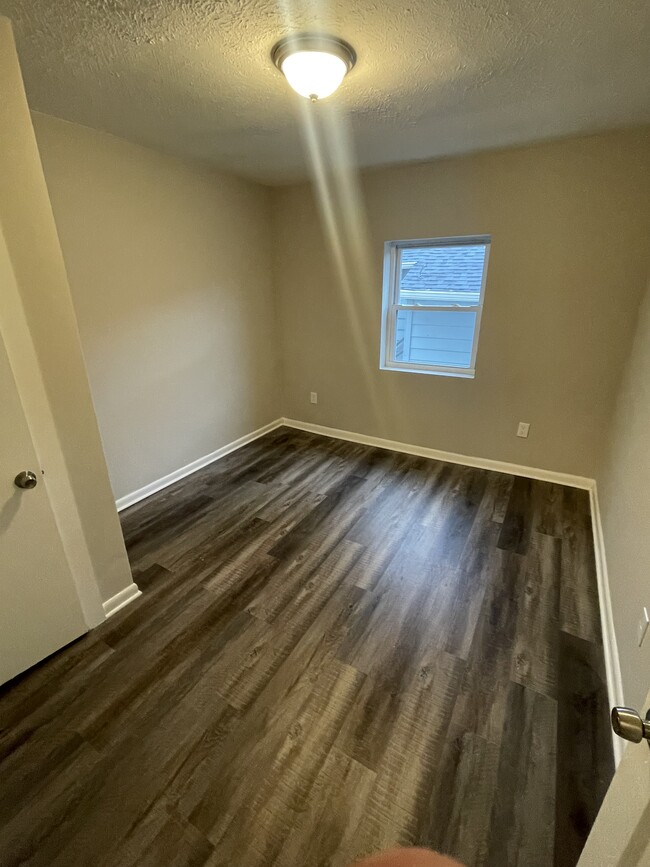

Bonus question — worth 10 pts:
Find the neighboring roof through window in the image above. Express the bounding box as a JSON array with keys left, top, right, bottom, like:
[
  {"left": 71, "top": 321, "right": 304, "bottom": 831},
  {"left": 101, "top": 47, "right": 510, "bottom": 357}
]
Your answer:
[{"left": 399, "top": 245, "right": 486, "bottom": 305}]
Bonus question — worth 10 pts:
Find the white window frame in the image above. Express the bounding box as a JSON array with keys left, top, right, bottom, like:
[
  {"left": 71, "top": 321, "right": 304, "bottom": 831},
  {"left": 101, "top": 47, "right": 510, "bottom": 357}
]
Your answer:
[{"left": 380, "top": 234, "right": 491, "bottom": 379}]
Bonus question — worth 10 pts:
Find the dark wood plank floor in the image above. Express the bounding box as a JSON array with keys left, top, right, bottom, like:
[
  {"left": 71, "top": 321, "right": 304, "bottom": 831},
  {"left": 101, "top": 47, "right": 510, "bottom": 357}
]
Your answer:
[{"left": 0, "top": 427, "right": 614, "bottom": 867}]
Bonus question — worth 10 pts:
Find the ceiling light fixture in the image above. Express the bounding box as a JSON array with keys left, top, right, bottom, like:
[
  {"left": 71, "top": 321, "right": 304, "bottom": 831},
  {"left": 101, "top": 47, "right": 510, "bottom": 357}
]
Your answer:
[{"left": 271, "top": 34, "right": 356, "bottom": 102}]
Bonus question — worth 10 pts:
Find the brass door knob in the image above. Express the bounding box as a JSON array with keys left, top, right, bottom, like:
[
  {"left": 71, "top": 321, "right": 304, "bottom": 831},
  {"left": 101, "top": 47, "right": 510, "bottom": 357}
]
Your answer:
[
  {"left": 611, "top": 707, "right": 650, "bottom": 743},
  {"left": 14, "top": 470, "right": 38, "bottom": 490}
]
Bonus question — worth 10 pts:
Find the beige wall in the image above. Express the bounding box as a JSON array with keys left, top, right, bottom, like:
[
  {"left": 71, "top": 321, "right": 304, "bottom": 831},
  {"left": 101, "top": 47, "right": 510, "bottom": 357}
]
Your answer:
[
  {"left": 598, "top": 279, "right": 650, "bottom": 708},
  {"left": 0, "top": 17, "right": 132, "bottom": 609},
  {"left": 32, "top": 113, "right": 282, "bottom": 503},
  {"left": 273, "top": 129, "right": 650, "bottom": 478}
]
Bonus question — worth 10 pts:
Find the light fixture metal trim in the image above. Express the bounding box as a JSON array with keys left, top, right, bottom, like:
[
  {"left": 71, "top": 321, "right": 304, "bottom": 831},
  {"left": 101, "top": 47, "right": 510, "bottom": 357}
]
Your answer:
[{"left": 271, "top": 33, "right": 357, "bottom": 77}]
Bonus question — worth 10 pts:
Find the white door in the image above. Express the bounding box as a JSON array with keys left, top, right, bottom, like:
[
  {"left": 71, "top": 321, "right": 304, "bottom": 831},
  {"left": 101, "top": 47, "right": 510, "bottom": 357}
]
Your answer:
[
  {"left": 579, "top": 693, "right": 650, "bottom": 866},
  {"left": 0, "top": 331, "right": 87, "bottom": 685}
]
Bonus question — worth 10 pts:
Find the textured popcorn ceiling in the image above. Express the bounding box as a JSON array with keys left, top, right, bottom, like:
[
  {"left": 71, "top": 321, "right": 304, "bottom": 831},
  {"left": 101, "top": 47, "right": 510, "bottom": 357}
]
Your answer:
[{"left": 1, "top": 0, "right": 649, "bottom": 184}]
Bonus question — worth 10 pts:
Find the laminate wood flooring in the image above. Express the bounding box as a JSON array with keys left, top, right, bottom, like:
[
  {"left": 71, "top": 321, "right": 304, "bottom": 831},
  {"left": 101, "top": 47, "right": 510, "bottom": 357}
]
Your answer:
[{"left": 0, "top": 427, "right": 614, "bottom": 867}]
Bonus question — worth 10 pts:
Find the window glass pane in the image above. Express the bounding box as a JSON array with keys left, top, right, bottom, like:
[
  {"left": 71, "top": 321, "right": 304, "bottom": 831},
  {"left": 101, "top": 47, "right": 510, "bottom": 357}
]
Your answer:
[
  {"left": 394, "top": 309, "right": 477, "bottom": 368},
  {"left": 398, "top": 244, "right": 486, "bottom": 306}
]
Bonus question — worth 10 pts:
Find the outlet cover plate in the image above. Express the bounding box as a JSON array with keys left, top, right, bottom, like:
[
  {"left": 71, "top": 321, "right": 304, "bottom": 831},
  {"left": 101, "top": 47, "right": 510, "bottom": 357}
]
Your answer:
[{"left": 517, "top": 422, "right": 530, "bottom": 438}]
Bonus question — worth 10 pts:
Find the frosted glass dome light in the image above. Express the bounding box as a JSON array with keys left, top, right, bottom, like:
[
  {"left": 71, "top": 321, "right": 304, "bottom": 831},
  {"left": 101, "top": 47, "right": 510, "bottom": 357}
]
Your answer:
[
  {"left": 272, "top": 35, "right": 356, "bottom": 101},
  {"left": 281, "top": 51, "right": 347, "bottom": 100}
]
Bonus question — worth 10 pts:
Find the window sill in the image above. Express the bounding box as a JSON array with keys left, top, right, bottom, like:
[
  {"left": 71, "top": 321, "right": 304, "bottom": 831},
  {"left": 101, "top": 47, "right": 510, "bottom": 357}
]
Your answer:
[{"left": 380, "top": 363, "right": 475, "bottom": 379}]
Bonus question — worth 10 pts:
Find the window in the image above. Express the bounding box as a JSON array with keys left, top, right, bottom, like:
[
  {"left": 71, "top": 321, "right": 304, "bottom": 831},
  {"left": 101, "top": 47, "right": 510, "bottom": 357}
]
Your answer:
[{"left": 380, "top": 235, "right": 490, "bottom": 378}]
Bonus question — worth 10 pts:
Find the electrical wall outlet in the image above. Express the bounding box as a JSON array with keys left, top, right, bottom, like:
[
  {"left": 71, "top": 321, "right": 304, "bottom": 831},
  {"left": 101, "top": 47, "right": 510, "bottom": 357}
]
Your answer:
[
  {"left": 517, "top": 422, "right": 530, "bottom": 438},
  {"left": 310, "top": 392, "right": 318, "bottom": 404},
  {"left": 638, "top": 607, "right": 649, "bottom": 647}
]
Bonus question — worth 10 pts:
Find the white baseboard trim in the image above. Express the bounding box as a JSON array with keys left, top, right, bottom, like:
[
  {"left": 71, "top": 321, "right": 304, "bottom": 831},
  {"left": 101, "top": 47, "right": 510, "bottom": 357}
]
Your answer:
[
  {"left": 589, "top": 484, "right": 625, "bottom": 767},
  {"left": 282, "top": 418, "right": 594, "bottom": 490},
  {"left": 103, "top": 583, "right": 142, "bottom": 618},
  {"left": 115, "top": 418, "right": 285, "bottom": 512}
]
